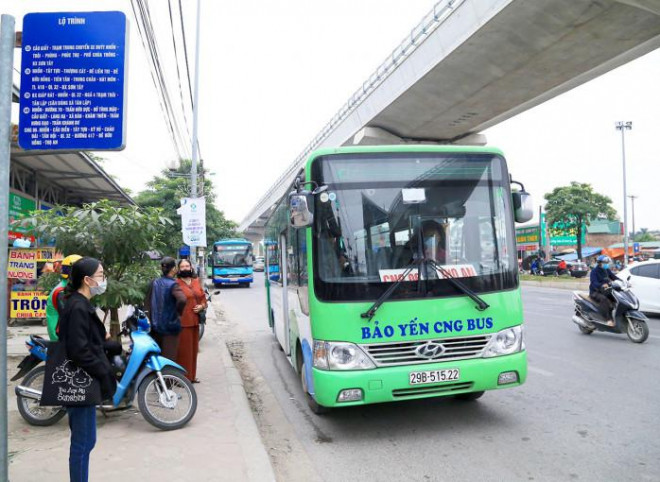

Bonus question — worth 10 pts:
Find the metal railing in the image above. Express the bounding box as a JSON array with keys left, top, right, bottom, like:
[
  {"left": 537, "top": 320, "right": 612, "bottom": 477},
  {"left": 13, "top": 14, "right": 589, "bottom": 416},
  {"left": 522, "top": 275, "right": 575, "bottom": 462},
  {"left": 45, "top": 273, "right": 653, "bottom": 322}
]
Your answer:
[{"left": 241, "top": 0, "right": 464, "bottom": 230}]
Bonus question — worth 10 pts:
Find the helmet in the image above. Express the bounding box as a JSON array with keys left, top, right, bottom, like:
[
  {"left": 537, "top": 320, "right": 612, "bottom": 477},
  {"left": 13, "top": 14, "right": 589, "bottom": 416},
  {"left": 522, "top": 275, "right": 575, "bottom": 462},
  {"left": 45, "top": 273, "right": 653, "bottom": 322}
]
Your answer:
[
  {"left": 596, "top": 255, "right": 611, "bottom": 264},
  {"left": 61, "top": 254, "right": 82, "bottom": 279}
]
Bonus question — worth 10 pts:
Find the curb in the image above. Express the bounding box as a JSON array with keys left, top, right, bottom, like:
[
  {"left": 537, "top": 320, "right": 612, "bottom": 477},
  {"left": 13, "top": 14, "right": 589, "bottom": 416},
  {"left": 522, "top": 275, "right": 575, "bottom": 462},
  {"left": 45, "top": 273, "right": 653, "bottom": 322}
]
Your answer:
[{"left": 207, "top": 305, "right": 276, "bottom": 482}]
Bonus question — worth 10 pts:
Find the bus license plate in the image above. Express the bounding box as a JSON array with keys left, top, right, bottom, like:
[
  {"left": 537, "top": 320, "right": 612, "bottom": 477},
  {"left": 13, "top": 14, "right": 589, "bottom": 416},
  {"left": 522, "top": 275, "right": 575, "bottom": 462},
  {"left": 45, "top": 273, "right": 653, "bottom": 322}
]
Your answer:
[{"left": 409, "top": 368, "right": 460, "bottom": 385}]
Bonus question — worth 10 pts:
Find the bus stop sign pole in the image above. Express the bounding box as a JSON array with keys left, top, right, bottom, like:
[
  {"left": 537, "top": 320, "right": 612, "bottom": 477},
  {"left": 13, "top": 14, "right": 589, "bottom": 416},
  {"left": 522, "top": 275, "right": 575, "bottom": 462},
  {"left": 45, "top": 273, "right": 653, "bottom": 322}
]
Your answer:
[{"left": 0, "top": 14, "right": 16, "bottom": 482}]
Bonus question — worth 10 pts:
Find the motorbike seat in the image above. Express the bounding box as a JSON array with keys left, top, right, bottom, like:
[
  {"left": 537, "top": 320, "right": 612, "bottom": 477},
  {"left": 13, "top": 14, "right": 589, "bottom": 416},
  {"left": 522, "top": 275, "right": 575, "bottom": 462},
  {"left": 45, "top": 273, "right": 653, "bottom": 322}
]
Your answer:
[
  {"left": 574, "top": 291, "right": 602, "bottom": 313},
  {"left": 577, "top": 292, "right": 594, "bottom": 303},
  {"left": 30, "top": 334, "right": 54, "bottom": 350}
]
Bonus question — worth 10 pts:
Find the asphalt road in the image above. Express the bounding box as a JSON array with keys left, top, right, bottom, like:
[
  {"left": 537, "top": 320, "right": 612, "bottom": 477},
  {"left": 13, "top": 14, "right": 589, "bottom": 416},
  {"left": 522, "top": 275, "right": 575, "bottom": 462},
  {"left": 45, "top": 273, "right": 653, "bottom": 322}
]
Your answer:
[{"left": 216, "top": 273, "right": 660, "bottom": 482}]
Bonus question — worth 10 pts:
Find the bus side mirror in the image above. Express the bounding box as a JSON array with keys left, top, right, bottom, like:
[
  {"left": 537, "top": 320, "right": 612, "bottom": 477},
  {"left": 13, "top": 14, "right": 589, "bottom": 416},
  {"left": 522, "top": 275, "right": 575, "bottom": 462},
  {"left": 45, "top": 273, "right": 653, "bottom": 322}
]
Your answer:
[
  {"left": 512, "top": 191, "right": 533, "bottom": 223},
  {"left": 289, "top": 191, "right": 314, "bottom": 228}
]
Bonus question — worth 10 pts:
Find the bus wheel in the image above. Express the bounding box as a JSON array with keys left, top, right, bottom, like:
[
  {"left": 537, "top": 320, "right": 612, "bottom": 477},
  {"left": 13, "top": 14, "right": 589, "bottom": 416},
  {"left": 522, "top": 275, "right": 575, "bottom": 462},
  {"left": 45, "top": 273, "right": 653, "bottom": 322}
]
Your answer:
[
  {"left": 454, "top": 391, "right": 485, "bottom": 401},
  {"left": 297, "top": 348, "right": 329, "bottom": 415}
]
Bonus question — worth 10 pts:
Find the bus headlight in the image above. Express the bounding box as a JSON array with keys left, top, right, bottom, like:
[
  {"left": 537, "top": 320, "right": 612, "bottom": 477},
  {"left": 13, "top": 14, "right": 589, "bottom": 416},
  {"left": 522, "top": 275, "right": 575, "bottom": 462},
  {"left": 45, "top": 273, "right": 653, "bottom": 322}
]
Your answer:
[
  {"left": 313, "top": 341, "right": 375, "bottom": 370},
  {"left": 482, "top": 326, "right": 525, "bottom": 358}
]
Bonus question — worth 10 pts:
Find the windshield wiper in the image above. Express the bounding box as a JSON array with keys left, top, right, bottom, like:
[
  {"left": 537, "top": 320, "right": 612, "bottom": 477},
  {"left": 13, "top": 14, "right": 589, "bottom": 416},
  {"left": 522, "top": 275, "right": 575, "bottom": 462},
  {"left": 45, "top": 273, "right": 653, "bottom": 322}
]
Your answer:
[
  {"left": 360, "top": 258, "right": 489, "bottom": 321},
  {"left": 425, "top": 258, "right": 490, "bottom": 311},
  {"left": 360, "top": 260, "right": 420, "bottom": 321}
]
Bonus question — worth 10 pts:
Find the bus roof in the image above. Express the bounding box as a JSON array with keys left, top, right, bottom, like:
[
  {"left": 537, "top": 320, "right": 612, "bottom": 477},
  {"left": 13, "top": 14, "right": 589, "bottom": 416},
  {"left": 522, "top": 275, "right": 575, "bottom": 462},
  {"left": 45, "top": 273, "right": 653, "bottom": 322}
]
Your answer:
[{"left": 213, "top": 238, "right": 251, "bottom": 245}]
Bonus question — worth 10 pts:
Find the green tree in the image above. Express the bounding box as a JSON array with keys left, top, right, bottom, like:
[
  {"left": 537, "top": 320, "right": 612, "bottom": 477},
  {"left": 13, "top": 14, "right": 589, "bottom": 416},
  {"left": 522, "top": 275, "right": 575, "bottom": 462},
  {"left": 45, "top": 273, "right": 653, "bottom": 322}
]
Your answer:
[
  {"left": 544, "top": 182, "right": 617, "bottom": 261},
  {"left": 17, "top": 200, "right": 172, "bottom": 336},
  {"left": 634, "top": 228, "right": 657, "bottom": 242},
  {"left": 134, "top": 160, "right": 238, "bottom": 256}
]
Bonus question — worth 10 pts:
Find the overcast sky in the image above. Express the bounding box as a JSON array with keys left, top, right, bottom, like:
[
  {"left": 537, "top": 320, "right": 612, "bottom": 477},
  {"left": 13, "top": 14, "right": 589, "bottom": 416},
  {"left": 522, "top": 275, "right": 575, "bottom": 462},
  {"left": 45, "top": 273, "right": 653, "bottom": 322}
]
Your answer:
[{"left": 5, "top": 0, "right": 660, "bottom": 233}]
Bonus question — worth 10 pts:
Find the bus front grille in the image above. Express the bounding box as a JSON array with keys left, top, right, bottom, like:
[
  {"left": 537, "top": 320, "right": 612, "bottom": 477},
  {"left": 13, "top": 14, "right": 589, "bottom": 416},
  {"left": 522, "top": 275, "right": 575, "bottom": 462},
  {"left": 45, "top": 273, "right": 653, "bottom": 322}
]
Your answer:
[
  {"left": 392, "top": 382, "right": 474, "bottom": 398},
  {"left": 364, "top": 335, "right": 491, "bottom": 366}
]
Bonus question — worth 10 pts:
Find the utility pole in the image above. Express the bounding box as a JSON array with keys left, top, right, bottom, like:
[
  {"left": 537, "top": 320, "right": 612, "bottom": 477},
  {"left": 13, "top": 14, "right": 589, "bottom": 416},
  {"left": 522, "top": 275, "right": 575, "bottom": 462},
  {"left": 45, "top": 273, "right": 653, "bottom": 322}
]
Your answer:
[
  {"left": 538, "top": 205, "right": 543, "bottom": 260},
  {"left": 190, "top": 0, "right": 201, "bottom": 199},
  {"left": 615, "top": 121, "right": 632, "bottom": 267},
  {"left": 628, "top": 195, "right": 637, "bottom": 241},
  {"left": 190, "top": 0, "right": 204, "bottom": 279},
  {"left": 0, "top": 15, "right": 16, "bottom": 482}
]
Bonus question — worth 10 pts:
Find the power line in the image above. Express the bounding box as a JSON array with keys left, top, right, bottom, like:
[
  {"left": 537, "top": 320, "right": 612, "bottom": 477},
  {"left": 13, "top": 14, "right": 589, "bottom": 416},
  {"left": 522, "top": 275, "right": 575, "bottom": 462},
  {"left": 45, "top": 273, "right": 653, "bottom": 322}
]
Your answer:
[
  {"left": 177, "top": 0, "right": 202, "bottom": 161},
  {"left": 142, "top": 0, "right": 191, "bottom": 158},
  {"left": 167, "top": 0, "right": 192, "bottom": 145},
  {"left": 130, "top": 0, "right": 185, "bottom": 160},
  {"left": 130, "top": 0, "right": 192, "bottom": 161},
  {"left": 177, "top": 0, "right": 194, "bottom": 109}
]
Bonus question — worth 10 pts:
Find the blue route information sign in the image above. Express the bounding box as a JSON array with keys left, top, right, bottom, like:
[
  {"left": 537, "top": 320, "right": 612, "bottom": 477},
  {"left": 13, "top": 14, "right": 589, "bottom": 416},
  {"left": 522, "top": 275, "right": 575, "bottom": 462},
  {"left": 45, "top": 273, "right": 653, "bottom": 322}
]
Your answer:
[{"left": 19, "top": 11, "right": 128, "bottom": 150}]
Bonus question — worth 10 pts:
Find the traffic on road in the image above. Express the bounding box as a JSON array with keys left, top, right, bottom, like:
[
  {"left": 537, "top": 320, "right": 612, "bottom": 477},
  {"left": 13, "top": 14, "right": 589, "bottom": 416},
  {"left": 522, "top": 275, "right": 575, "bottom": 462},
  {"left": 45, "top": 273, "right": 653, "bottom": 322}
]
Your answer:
[{"left": 215, "top": 272, "right": 660, "bottom": 481}]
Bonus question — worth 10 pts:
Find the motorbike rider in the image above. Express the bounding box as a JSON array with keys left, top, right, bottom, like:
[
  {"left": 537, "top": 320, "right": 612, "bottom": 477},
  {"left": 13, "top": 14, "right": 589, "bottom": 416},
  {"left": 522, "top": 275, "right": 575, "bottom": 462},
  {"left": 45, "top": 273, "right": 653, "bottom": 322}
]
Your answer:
[
  {"left": 45, "top": 254, "right": 82, "bottom": 341},
  {"left": 557, "top": 259, "right": 568, "bottom": 276},
  {"left": 589, "top": 255, "right": 620, "bottom": 326}
]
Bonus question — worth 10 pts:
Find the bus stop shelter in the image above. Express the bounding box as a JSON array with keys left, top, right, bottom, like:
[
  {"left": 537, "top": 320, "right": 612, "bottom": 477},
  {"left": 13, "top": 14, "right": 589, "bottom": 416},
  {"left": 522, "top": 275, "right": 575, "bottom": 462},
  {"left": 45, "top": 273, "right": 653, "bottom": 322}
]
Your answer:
[{"left": 9, "top": 84, "right": 134, "bottom": 208}]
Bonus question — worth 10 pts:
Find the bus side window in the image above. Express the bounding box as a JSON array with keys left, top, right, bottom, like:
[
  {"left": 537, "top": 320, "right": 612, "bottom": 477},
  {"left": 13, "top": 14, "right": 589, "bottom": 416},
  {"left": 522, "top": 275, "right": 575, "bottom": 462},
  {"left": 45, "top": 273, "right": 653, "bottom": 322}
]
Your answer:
[
  {"left": 286, "top": 226, "right": 298, "bottom": 288},
  {"left": 266, "top": 241, "right": 280, "bottom": 283},
  {"left": 297, "top": 228, "right": 308, "bottom": 287},
  {"left": 278, "top": 233, "right": 286, "bottom": 287},
  {"left": 297, "top": 228, "right": 310, "bottom": 315}
]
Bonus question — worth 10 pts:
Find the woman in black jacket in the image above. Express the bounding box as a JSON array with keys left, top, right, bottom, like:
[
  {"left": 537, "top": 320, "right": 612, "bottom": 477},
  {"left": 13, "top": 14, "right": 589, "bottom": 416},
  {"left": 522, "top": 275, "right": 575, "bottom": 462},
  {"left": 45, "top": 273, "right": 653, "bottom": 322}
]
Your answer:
[{"left": 58, "top": 257, "right": 116, "bottom": 482}]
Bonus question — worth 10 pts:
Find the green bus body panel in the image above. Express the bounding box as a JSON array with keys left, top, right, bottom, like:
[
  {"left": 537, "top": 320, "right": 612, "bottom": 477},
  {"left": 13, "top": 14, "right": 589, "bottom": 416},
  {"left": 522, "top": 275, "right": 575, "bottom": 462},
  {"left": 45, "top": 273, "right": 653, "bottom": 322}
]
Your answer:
[
  {"left": 313, "top": 352, "right": 527, "bottom": 407},
  {"left": 308, "top": 288, "right": 523, "bottom": 343}
]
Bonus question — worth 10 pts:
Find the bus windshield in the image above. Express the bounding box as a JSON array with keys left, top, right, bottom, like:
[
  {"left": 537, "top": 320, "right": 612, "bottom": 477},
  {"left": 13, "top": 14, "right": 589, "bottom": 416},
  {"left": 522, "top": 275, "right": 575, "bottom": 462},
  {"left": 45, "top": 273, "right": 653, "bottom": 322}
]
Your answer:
[
  {"left": 213, "top": 244, "right": 251, "bottom": 267},
  {"left": 311, "top": 152, "right": 517, "bottom": 302}
]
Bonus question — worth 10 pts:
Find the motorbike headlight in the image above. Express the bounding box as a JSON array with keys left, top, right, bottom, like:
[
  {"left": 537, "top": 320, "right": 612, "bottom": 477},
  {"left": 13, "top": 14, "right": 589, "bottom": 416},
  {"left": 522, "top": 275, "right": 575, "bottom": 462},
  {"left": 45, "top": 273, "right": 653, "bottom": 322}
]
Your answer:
[
  {"left": 313, "top": 341, "right": 375, "bottom": 370},
  {"left": 483, "top": 326, "right": 525, "bottom": 358}
]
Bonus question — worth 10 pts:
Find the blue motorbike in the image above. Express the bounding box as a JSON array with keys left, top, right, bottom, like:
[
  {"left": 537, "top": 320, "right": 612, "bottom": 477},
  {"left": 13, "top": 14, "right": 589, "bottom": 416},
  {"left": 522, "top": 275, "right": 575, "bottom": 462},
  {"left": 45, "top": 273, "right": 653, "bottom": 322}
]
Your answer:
[{"left": 13, "top": 308, "right": 198, "bottom": 430}]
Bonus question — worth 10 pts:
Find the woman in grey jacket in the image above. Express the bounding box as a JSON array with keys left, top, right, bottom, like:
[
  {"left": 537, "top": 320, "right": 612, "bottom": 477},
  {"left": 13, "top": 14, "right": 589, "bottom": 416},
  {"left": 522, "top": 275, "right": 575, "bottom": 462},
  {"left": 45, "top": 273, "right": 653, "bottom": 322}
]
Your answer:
[{"left": 145, "top": 256, "right": 187, "bottom": 360}]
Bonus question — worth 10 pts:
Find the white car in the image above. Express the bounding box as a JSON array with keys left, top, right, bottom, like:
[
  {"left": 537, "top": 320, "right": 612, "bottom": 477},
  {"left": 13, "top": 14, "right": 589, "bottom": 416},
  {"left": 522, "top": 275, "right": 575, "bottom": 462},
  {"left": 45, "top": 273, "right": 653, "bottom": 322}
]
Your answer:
[
  {"left": 253, "top": 256, "right": 265, "bottom": 272},
  {"left": 618, "top": 259, "right": 660, "bottom": 314}
]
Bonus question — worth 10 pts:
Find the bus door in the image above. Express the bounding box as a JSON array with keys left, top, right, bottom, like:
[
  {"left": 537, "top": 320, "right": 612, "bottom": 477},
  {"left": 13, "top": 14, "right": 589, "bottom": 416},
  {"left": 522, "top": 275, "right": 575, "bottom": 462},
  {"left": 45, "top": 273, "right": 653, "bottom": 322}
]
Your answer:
[{"left": 270, "top": 232, "right": 290, "bottom": 355}]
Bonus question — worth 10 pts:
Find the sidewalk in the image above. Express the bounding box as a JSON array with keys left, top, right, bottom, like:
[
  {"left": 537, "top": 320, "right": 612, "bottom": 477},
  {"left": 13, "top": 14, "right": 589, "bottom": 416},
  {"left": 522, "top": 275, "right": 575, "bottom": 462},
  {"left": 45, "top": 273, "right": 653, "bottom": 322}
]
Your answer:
[{"left": 6, "top": 304, "right": 275, "bottom": 481}]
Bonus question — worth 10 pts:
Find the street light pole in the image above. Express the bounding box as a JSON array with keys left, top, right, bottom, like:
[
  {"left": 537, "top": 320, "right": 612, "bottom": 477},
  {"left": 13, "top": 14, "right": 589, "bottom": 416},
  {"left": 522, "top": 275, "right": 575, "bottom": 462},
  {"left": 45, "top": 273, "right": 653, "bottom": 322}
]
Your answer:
[
  {"left": 0, "top": 15, "right": 15, "bottom": 482},
  {"left": 628, "top": 195, "right": 637, "bottom": 242},
  {"left": 615, "top": 121, "right": 632, "bottom": 267}
]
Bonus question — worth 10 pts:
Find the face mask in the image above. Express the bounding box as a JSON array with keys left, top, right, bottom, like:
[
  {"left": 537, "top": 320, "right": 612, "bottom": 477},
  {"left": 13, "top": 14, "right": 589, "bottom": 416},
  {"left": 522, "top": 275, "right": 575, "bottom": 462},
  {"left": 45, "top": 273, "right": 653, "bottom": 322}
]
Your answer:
[
  {"left": 178, "top": 270, "right": 194, "bottom": 278},
  {"left": 602, "top": 264, "right": 610, "bottom": 270},
  {"left": 90, "top": 279, "right": 107, "bottom": 297}
]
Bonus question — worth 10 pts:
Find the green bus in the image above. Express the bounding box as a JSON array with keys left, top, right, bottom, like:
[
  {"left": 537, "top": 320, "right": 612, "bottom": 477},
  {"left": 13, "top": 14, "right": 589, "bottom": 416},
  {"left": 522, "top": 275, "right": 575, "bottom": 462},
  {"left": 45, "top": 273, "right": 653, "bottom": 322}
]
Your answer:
[{"left": 263, "top": 145, "right": 533, "bottom": 413}]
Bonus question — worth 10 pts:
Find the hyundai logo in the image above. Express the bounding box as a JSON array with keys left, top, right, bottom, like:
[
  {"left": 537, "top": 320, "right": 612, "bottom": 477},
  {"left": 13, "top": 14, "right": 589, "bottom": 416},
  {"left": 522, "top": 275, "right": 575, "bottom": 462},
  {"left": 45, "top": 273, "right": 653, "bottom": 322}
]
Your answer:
[{"left": 415, "top": 341, "right": 444, "bottom": 359}]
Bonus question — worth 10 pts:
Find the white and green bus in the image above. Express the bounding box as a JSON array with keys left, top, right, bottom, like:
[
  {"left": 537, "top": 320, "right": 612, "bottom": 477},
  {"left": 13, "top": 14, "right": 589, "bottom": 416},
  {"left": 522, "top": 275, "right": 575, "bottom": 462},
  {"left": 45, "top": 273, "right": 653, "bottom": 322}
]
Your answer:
[{"left": 263, "top": 145, "right": 533, "bottom": 413}]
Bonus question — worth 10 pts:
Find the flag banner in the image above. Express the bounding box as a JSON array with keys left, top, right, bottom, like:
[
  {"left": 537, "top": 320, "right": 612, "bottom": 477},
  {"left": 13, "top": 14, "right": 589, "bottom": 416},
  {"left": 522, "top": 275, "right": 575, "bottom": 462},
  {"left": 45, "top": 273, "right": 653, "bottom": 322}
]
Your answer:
[{"left": 177, "top": 197, "right": 207, "bottom": 247}]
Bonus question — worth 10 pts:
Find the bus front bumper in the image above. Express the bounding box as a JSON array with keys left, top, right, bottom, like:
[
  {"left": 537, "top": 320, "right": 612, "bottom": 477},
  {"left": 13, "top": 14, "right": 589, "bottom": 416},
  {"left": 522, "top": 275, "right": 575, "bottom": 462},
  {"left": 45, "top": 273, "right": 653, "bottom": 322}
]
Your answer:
[
  {"left": 213, "top": 276, "right": 253, "bottom": 285},
  {"left": 311, "top": 351, "right": 527, "bottom": 408}
]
